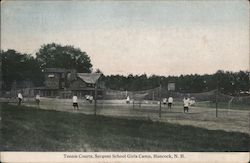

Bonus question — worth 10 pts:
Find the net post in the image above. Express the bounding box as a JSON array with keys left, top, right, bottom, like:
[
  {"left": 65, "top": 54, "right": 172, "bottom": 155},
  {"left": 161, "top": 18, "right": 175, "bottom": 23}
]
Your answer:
[
  {"left": 215, "top": 81, "right": 219, "bottom": 118},
  {"left": 159, "top": 85, "right": 162, "bottom": 118},
  {"left": 94, "top": 82, "right": 97, "bottom": 116},
  {"left": 132, "top": 92, "right": 134, "bottom": 109}
]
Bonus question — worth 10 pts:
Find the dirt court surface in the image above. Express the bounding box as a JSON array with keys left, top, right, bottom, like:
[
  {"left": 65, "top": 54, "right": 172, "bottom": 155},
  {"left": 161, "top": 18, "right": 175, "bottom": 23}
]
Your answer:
[{"left": 21, "top": 98, "right": 250, "bottom": 134}]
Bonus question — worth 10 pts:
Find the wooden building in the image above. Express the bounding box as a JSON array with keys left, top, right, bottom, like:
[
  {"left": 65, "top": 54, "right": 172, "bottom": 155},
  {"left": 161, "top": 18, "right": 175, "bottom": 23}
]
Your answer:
[
  {"left": 34, "top": 68, "right": 103, "bottom": 98},
  {"left": 70, "top": 73, "right": 102, "bottom": 98}
]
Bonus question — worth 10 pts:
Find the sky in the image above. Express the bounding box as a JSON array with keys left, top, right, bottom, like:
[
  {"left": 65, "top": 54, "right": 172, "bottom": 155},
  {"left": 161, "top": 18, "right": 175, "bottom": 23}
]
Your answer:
[{"left": 1, "top": 0, "right": 249, "bottom": 76}]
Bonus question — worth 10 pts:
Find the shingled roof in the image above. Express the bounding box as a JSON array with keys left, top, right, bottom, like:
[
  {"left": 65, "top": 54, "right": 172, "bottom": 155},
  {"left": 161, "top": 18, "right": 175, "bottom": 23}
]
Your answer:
[
  {"left": 77, "top": 73, "right": 101, "bottom": 84},
  {"left": 44, "top": 68, "right": 71, "bottom": 73}
]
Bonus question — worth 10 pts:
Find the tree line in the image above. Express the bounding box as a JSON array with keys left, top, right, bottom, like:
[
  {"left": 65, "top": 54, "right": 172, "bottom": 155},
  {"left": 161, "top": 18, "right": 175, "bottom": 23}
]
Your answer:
[
  {"left": 1, "top": 43, "right": 249, "bottom": 95},
  {"left": 103, "top": 71, "right": 249, "bottom": 95}
]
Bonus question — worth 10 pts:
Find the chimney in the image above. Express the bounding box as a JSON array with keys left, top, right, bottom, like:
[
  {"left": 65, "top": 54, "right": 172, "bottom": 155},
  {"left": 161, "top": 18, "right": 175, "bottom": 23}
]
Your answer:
[{"left": 69, "top": 69, "right": 77, "bottom": 81}]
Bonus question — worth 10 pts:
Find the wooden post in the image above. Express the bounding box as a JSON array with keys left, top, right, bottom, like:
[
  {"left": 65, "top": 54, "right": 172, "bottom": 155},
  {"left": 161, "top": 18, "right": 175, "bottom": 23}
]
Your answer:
[
  {"left": 215, "top": 80, "right": 219, "bottom": 118},
  {"left": 132, "top": 92, "right": 134, "bottom": 109},
  {"left": 0, "top": 55, "right": 2, "bottom": 97},
  {"left": 133, "top": 100, "right": 134, "bottom": 109},
  {"left": 159, "top": 85, "right": 162, "bottom": 118},
  {"left": 94, "top": 83, "right": 97, "bottom": 116}
]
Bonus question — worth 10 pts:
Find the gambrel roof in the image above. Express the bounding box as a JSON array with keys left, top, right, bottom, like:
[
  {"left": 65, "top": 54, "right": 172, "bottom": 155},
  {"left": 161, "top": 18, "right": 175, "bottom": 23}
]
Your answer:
[{"left": 77, "top": 73, "right": 101, "bottom": 84}]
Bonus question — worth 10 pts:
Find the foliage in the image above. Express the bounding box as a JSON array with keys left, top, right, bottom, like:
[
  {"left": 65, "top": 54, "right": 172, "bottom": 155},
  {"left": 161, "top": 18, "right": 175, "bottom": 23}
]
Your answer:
[
  {"left": 1, "top": 45, "right": 249, "bottom": 95},
  {"left": 36, "top": 43, "right": 92, "bottom": 73},
  {"left": 103, "top": 70, "right": 250, "bottom": 95},
  {"left": 1, "top": 49, "right": 43, "bottom": 90}
]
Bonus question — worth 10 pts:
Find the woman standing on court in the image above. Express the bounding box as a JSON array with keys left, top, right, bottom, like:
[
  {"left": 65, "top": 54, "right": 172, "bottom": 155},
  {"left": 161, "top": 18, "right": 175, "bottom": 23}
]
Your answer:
[
  {"left": 35, "top": 94, "right": 40, "bottom": 107},
  {"left": 17, "top": 92, "right": 23, "bottom": 105},
  {"left": 72, "top": 94, "right": 79, "bottom": 110},
  {"left": 183, "top": 97, "right": 190, "bottom": 113}
]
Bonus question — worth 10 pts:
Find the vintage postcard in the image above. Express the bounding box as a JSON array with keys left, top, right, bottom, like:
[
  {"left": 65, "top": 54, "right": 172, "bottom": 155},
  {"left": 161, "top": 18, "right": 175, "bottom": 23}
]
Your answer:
[{"left": 0, "top": 0, "right": 249, "bottom": 163}]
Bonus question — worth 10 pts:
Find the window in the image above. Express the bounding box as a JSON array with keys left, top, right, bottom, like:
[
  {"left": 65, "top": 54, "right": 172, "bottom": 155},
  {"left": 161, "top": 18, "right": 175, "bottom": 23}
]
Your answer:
[{"left": 48, "top": 74, "right": 55, "bottom": 78}]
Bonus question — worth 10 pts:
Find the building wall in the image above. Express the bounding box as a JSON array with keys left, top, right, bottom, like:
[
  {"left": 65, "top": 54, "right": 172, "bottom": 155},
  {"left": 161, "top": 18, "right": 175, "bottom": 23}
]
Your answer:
[
  {"left": 40, "top": 70, "right": 103, "bottom": 98},
  {"left": 34, "top": 89, "right": 59, "bottom": 97},
  {"left": 70, "top": 79, "right": 87, "bottom": 89},
  {"left": 45, "top": 73, "right": 60, "bottom": 89}
]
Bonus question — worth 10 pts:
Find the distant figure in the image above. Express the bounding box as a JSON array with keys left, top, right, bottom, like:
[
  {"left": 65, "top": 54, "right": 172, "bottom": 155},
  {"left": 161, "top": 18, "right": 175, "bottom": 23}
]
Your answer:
[
  {"left": 126, "top": 96, "right": 130, "bottom": 104},
  {"left": 189, "top": 98, "right": 196, "bottom": 106},
  {"left": 168, "top": 97, "right": 173, "bottom": 109},
  {"left": 72, "top": 95, "right": 78, "bottom": 109},
  {"left": 89, "top": 95, "right": 93, "bottom": 104},
  {"left": 35, "top": 94, "right": 40, "bottom": 107},
  {"left": 183, "top": 97, "right": 190, "bottom": 113},
  {"left": 17, "top": 93, "right": 23, "bottom": 105},
  {"left": 85, "top": 95, "right": 90, "bottom": 101},
  {"left": 163, "top": 98, "right": 167, "bottom": 105}
]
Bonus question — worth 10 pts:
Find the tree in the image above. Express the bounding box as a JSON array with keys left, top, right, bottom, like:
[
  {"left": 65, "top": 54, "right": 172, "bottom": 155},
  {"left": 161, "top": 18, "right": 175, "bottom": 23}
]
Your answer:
[
  {"left": 1, "top": 49, "right": 43, "bottom": 90},
  {"left": 36, "top": 43, "right": 92, "bottom": 73},
  {"left": 94, "top": 68, "right": 102, "bottom": 73},
  {"left": 102, "top": 71, "right": 249, "bottom": 94}
]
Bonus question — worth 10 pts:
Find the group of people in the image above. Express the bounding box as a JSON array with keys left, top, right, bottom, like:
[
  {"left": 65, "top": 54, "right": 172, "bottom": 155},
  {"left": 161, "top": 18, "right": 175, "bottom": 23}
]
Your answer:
[
  {"left": 164, "top": 96, "right": 192, "bottom": 113},
  {"left": 16, "top": 92, "right": 93, "bottom": 110},
  {"left": 126, "top": 95, "right": 192, "bottom": 113},
  {"left": 17, "top": 92, "right": 192, "bottom": 113},
  {"left": 72, "top": 94, "right": 94, "bottom": 110},
  {"left": 17, "top": 92, "right": 40, "bottom": 106},
  {"left": 163, "top": 96, "right": 174, "bottom": 109}
]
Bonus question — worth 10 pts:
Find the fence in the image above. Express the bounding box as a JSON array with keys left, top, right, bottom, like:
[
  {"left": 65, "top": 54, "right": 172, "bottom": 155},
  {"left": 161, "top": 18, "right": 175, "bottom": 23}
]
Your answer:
[
  {"left": 107, "top": 89, "right": 250, "bottom": 121},
  {"left": 2, "top": 86, "right": 250, "bottom": 134},
  {"left": 104, "top": 88, "right": 250, "bottom": 105}
]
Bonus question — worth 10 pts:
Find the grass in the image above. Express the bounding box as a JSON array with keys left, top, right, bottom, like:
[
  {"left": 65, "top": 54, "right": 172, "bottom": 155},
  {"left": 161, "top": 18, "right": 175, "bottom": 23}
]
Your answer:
[
  {"left": 172, "top": 100, "right": 249, "bottom": 111},
  {"left": 0, "top": 103, "right": 249, "bottom": 152},
  {"left": 194, "top": 101, "right": 250, "bottom": 110}
]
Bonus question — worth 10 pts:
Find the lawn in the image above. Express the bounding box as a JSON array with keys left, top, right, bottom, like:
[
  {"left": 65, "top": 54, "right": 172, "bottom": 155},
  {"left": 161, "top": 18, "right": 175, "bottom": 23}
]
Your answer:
[
  {"left": 171, "top": 101, "right": 250, "bottom": 111},
  {"left": 194, "top": 101, "right": 250, "bottom": 111},
  {"left": 0, "top": 103, "right": 249, "bottom": 151}
]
